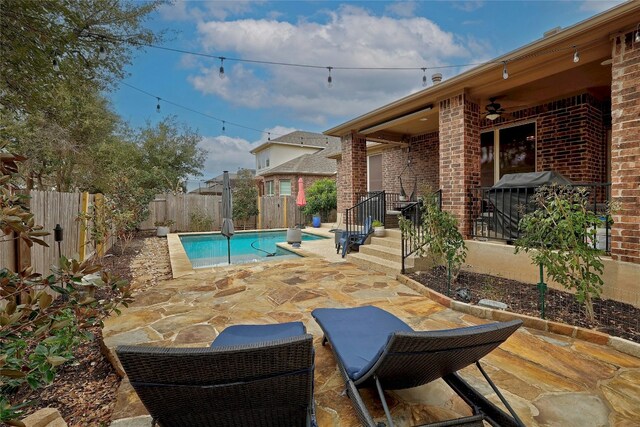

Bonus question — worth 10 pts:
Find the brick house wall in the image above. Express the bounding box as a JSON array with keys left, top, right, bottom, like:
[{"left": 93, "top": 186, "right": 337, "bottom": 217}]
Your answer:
[
  {"left": 439, "top": 93, "right": 481, "bottom": 237},
  {"left": 610, "top": 31, "right": 640, "bottom": 264},
  {"left": 381, "top": 131, "right": 439, "bottom": 195},
  {"left": 480, "top": 93, "right": 607, "bottom": 183},
  {"left": 337, "top": 132, "right": 367, "bottom": 215}
]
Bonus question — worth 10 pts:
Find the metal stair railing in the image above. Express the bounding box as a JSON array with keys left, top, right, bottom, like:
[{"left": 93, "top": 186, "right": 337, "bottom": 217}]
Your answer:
[
  {"left": 401, "top": 190, "right": 441, "bottom": 274},
  {"left": 345, "top": 191, "right": 386, "bottom": 248}
]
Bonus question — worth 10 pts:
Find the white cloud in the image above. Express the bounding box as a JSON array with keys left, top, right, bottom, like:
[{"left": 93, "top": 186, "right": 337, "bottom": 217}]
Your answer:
[
  {"left": 385, "top": 1, "right": 418, "bottom": 18},
  {"left": 189, "top": 6, "right": 480, "bottom": 125},
  {"left": 158, "top": 1, "right": 264, "bottom": 22},
  {"left": 452, "top": 1, "right": 485, "bottom": 12},
  {"left": 579, "top": 0, "right": 624, "bottom": 13}
]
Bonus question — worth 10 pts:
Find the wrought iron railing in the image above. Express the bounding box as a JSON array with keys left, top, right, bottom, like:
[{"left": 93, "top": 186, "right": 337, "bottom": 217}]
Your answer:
[
  {"left": 345, "top": 191, "right": 385, "bottom": 245},
  {"left": 469, "top": 182, "right": 611, "bottom": 252},
  {"left": 400, "top": 190, "right": 442, "bottom": 274}
]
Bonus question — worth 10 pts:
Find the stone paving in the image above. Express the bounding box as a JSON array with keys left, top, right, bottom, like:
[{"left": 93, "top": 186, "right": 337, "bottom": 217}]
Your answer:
[{"left": 103, "top": 252, "right": 640, "bottom": 426}]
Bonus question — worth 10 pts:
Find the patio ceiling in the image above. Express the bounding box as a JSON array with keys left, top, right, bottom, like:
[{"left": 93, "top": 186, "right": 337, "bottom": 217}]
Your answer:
[{"left": 325, "top": 1, "right": 639, "bottom": 143}]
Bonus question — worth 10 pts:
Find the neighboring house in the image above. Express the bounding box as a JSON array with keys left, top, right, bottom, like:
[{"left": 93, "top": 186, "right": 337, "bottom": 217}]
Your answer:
[
  {"left": 325, "top": 4, "right": 639, "bottom": 299},
  {"left": 252, "top": 131, "right": 340, "bottom": 197},
  {"left": 190, "top": 169, "right": 256, "bottom": 195}
]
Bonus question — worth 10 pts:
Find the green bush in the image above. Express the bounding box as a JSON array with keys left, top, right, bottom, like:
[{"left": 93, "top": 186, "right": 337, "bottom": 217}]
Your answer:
[
  {"left": 189, "top": 208, "right": 213, "bottom": 232},
  {"left": 302, "top": 179, "right": 336, "bottom": 221}
]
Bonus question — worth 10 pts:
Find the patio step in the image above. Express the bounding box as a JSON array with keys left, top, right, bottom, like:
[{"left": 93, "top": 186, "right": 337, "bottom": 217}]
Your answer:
[
  {"left": 359, "top": 244, "right": 403, "bottom": 264},
  {"left": 346, "top": 252, "right": 404, "bottom": 276},
  {"left": 370, "top": 236, "right": 401, "bottom": 249}
]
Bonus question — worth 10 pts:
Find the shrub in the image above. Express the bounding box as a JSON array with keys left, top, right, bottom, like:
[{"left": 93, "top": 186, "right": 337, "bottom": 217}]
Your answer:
[
  {"left": 189, "top": 208, "right": 213, "bottom": 232},
  {"left": 302, "top": 179, "right": 336, "bottom": 221},
  {"left": 515, "top": 185, "right": 607, "bottom": 321}
]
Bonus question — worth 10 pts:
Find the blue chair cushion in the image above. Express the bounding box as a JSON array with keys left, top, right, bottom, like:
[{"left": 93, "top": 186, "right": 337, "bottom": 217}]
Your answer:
[
  {"left": 211, "top": 322, "right": 306, "bottom": 348},
  {"left": 312, "top": 306, "right": 413, "bottom": 381}
]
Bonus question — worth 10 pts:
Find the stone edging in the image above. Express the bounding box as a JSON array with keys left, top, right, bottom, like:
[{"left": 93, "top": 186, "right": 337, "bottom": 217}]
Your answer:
[{"left": 396, "top": 274, "right": 640, "bottom": 359}]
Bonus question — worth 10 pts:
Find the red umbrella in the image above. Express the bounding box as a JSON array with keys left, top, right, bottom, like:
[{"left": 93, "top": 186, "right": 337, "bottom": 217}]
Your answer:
[{"left": 296, "top": 178, "right": 306, "bottom": 227}]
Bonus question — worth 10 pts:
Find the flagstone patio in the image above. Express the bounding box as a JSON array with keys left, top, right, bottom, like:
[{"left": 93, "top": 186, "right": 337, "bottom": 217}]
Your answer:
[{"left": 103, "top": 256, "right": 640, "bottom": 426}]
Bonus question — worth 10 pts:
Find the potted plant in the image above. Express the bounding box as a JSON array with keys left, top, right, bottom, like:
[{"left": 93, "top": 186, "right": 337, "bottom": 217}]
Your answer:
[
  {"left": 372, "top": 220, "right": 385, "bottom": 237},
  {"left": 155, "top": 219, "right": 174, "bottom": 237}
]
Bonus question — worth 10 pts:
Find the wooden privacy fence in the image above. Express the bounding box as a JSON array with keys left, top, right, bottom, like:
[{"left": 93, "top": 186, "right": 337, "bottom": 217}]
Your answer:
[
  {"left": 0, "top": 190, "right": 116, "bottom": 274},
  {"left": 258, "top": 196, "right": 300, "bottom": 229}
]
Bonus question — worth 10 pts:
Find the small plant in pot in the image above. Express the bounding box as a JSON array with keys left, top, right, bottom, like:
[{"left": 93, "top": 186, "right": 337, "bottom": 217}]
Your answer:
[
  {"left": 154, "top": 219, "right": 175, "bottom": 237},
  {"left": 372, "top": 220, "right": 385, "bottom": 237}
]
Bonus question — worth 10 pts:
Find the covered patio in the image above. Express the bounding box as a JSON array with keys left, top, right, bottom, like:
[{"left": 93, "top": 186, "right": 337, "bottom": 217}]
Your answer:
[
  {"left": 103, "top": 253, "right": 640, "bottom": 426},
  {"left": 326, "top": 2, "right": 639, "bottom": 267}
]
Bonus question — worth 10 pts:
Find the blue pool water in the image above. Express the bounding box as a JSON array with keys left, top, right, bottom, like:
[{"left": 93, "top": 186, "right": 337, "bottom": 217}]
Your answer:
[{"left": 180, "top": 230, "right": 326, "bottom": 268}]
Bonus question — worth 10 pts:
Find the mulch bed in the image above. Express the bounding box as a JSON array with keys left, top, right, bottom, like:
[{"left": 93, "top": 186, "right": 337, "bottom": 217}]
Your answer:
[
  {"left": 409, "top": 267, "right": 640, "bottom": 343},
  {"left": 10, "top": 232, "right": 154, "bottom": 426}
]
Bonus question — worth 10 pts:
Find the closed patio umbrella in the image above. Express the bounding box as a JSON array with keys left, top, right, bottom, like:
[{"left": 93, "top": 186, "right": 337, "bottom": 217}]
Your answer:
[
  {"left": 296, "top": 177, "right": 306, "bottom": 227},
  {"left": 221, "top": 171, "right": 234, "bottom": 264}
]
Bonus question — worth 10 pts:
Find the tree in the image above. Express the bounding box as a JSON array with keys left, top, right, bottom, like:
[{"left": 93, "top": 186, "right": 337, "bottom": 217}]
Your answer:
[
  {"left": 233, "top": 169, "right": 259, "bottom": 227},
  {"left": 302, "top": 179, "right": 337, "bottom": 221},
  {"left": 515, "top": 185, "right": 606, "bottom": 321},
  {"left": 0, "top": 0, "right": 163, "bottom": 116},
  {"left": 135, "top": 117, "right": 207, "bottom": 193},
  {"left": 398, "top": 188, "right": 466, "bottom": 294}
]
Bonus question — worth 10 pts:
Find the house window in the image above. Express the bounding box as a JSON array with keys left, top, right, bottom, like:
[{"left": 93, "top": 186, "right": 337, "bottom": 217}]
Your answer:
[
  {"left": 265, "top": 180, "right": 274, "bottom": 196},
  {"left": 368, "top": 154, "right": 383, "bottom": 191},
  {"left": 257, "top": 150, "right": 270, "bottom": 169},
  {"left": 280, "top": 179, "right": 291, "bottom": 196},
  {"left": 481, "top": 122, "right": 536, "bottom": 186}
]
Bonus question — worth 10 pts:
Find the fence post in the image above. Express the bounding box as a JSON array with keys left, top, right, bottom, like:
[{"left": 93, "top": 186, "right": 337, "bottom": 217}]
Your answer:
[
  {"left": 257, "top": 196, "right": 262, "bottom": 229},
  {"left": 94, "top": 193, "right": 105, "bottom": 258},
  {"left": 283, "top": 196, "right": 287, "bottom": 228},
  {"left": 78, "top": 192, "right": 89, "bottom": 262}
]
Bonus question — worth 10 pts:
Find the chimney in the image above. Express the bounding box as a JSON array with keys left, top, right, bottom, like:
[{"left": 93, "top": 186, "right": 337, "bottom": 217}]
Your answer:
[{"left": 431, "top": 73, "right": 442, "bottom": 85}]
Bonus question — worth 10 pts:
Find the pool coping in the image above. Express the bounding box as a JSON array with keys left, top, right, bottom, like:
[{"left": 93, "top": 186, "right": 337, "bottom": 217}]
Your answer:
[{"left": 167, "top": 228, "right": 330, "bottom": 278}]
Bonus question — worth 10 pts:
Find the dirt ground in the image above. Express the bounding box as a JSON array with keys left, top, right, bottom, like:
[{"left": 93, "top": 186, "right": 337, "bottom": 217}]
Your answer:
[
  {"left": 11, "top": 232, "right": 170, "bottom": 426},
  {"left": 409, "top": 266, "right": 640, "bottom": 343}
]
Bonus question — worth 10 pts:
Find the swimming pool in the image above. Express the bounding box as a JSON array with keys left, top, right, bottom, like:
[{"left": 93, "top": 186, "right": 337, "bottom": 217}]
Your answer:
[{"left": 179, "top": 230, "right": 327, "bottom": 268}]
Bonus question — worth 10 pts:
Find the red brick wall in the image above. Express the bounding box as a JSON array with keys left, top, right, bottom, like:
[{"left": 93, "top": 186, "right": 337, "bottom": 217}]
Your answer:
[
  {"left": 439, "top": 93, "right": 481, "bottom": 237},
  {"left": 480, "top": 93, "right": 607, "bottom": 183},
  {"left": 337, "top": 132, "right": 367, "bottom": 215},
  {"left": 382, "top": 131, "right": 439, "bottom": 195},
  {"left": 610, "top": 31, "right": 640, "bottom": 264}
]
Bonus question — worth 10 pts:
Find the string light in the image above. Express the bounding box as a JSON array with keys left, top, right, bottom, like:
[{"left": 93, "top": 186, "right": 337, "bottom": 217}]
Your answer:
[
  {"left": 636, "top": 24, "right": 640, "bottom": 44},
  {"left": 502, "top": 61, "right": 509, "bottom": 80},
  {"left": 52, "top": 56, "right": 60, "bottom": 72},
  {"left": 267, "top": 132, "right": 271, "bottom": 141},
  {"left": 421, "top": 68, "right": 427, "bottom": 87},
  {"left": 573, "top": 46, "right": 579, "bottom": 63},
  {"left": 219, "top": 57, "right": 225, "bottom": 79},
  {"left": 98, "top": 45, "right": 107, "bottom": 61},
  {"left": 327, "top": 66, "right": 333, "bottom": 88},
  {"left": 222, "top": 120, "right": 226, "bottom": 132},
  {"left": 156, "top": 97, "right": 161, "bottom": 113}
]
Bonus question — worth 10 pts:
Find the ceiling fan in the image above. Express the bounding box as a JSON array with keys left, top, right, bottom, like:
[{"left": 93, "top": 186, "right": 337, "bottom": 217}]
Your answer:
[{"left": 484, "top": 97, "right": 506, "bottom": 121}]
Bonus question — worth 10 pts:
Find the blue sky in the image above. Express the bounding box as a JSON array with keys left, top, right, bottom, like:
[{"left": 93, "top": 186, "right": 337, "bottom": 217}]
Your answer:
[{"left": 108, "top": 0, "right": 623, "bottom": 188}]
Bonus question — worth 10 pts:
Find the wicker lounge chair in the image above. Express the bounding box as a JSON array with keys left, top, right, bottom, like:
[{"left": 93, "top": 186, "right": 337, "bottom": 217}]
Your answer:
[
  {"left": 116, "top": 322, "right": 317, "bottom": 427},
  {"left": 312, "top": 306, "right": 524, "bottom": 427},
  {"left": 337, "top": 215, "right": 373, "bottom": 257}
]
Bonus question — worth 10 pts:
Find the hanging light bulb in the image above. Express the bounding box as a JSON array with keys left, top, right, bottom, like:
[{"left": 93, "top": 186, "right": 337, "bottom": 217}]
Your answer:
[
  {"left": 156, "top": 97, "right": 161, "bottom": 113},
  {"left": 219, "top": 57, "right": 225, "bottom": 79},
  {"left": 222, "top": 121, "right": 226, "bottom": 133},
  {"left": 573, "top": 46, "right": 580, "bottom": 63},
  {"left": 421, "top": 68, "right": 427, "bottom": 87},
  {"left": 502, "top": 61, "right": 509, "bottom": 80},
  {"left": 98, "top": 45, "right": 107, "bottom": 61},
  {"left": 52, "top": 57, "right": 60, "bottom": 72},
  {"left": 267, "top": 132, "right": 271, "bottom": 141},
  {"left": 300, "top": 137, "right": 303, "bottom": 145},
  {"left": 327, "top": 67, "right": 333, "bottom": 88},
  {"left": 636, "top": 24, "right": 640, "bottom": 43}
]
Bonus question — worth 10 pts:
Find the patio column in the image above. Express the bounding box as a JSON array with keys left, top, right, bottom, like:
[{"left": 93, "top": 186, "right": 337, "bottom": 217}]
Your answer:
[
  {"left": 438, "top": 92, "right": 481, "bottom": 238},
  {"left": 610, "top": 30, "right": 640, "bottom": 264},
  {"left": 337, "top": 132, "right": 367, "bottom": 216}
]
